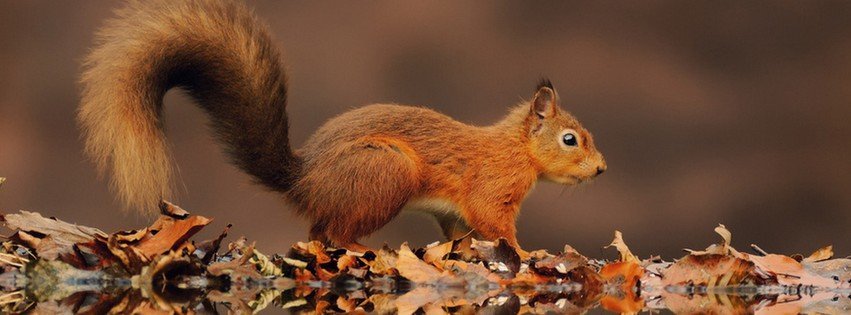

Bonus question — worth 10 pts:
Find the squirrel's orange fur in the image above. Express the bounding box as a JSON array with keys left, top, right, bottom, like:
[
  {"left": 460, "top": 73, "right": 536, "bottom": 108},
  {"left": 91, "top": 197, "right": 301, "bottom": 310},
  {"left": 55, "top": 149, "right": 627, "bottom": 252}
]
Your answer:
[{"left": 79, "top": 0, "right": 606, "bottom": 252}]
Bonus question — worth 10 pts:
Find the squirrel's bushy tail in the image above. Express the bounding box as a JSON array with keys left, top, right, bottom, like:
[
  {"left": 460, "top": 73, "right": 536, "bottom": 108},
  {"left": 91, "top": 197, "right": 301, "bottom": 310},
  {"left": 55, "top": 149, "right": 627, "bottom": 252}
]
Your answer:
[{"left": 79, "top": 0, "right": 299, "bottom": 215}]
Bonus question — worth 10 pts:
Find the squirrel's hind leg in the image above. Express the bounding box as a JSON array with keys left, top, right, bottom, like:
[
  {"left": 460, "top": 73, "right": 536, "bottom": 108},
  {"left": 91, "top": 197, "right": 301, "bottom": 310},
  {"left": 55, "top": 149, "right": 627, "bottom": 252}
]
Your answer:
[{"left": 294, "top": 137, "right": 422, "bottom": 250}]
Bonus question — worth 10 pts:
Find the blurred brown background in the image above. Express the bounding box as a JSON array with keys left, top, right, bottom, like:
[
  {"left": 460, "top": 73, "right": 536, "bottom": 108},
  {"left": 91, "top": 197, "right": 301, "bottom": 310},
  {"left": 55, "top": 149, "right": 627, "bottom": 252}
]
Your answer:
[{"left": 1, "top": 1, "right": 849, "bottom": 260}]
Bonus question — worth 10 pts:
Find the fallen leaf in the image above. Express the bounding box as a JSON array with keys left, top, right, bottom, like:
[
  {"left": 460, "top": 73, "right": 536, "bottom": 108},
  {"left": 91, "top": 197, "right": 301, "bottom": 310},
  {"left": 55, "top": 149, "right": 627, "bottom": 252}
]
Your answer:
[
  {"left": 684, "top": 224, "right": 742, "bottom": 258},
  {"left": 803, "top": 245, "right": 833, "bottom": 263},
  {"left": 135, "top": 215, "right": 211, "bottom": 259},
  {"left": 32, "top": 235, "right": 64, "bottom": 261},
  {"left": 396, "top": 243, "right": 443, "bottom": 283},
  {"left": 1, "top": 211, "right": 106, "bottom": 248},
  {"left": 195, "top": 224, "right": 231, "bottom": 264},
  {"left": 250, "top": 248, "right": 282, "bottom": 276},
  {"left": 292, "top": 241, "right": 331, "bottom": 265},
  {"left": 662, "top": 254, "right": 757, "bottom": 286},
  {"left": 158, "top": 200, "right": 189, "bottom": 219},
  {"left": 472, "top": 238, "right": 521, "bottom": 274},
  {"left": 423, "top": 240, "right": 452, "bottom": 266},
  {"left": 366, "top": 245, "right": 398, "bottom": 275},
  {"left": 605, "top": 231, "right": 639, "bottom": 264},
  {"left": 530, "top": 252, "right": 588, "bottom": 278},
  {"left": 802, "top": 258, "right": 851, "bottom": 286},
  {"left": 336, "top": 254, "right": 358, "bottom": 272}
]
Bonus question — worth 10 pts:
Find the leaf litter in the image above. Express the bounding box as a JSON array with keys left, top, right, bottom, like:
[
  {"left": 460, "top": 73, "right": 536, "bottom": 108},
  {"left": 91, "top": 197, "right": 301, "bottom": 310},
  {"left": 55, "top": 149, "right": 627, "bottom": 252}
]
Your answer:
[{"left": 0, "top": 199, "right": 847, "bottom": 313}]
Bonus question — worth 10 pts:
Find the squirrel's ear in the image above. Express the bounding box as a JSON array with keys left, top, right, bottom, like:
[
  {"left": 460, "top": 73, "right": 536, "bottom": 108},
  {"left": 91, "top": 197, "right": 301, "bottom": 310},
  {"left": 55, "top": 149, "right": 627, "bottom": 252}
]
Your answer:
[{"left": 531, "top": 79, "right": 557, "bottom": 118}]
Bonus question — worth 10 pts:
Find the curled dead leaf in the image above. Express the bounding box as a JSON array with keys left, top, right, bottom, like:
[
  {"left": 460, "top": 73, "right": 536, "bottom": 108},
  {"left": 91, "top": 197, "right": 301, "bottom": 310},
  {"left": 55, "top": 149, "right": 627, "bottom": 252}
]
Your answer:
[
  {"left": 803, "top": 245, "right": 833, "bottom": 263},
  {"left": 605, "top": 230, "right": 638, "bottom": 263},
  {"left": 158, "top": 200, "right": 189, "bottom": 219}
]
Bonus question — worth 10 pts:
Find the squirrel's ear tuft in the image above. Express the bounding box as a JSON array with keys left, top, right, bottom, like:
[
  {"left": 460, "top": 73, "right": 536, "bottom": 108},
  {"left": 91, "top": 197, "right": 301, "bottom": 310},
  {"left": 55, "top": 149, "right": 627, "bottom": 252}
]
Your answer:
[
  {"left": 531, "top": 80, "right": 557, "bottom": 118},
  {"left": 536, "top": 78, "right": 554, "bottom": 91}
]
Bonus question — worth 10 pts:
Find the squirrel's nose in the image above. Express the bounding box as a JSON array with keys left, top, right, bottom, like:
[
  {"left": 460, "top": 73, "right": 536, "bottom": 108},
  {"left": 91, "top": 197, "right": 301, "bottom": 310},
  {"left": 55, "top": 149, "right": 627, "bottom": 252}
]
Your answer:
[{"left": 595, "top": 166, "right": 606, "bottom": 176}]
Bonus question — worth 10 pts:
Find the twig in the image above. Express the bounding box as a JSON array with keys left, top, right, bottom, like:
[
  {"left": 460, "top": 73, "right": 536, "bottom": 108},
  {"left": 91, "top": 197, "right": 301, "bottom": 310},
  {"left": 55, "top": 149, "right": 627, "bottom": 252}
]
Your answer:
[{"left": 750, "top": 244, "right": 769, "bottom": 256}]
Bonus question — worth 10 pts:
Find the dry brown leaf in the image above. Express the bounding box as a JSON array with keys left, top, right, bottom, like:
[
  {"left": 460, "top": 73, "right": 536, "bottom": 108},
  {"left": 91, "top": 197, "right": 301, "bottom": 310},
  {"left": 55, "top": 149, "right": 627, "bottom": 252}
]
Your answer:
[
  {"left": 442, "top": 259, "right": 502, "bottom": 283},
  {"left": 423, "top": 240, "right": 453, "bottom": 266},
  {"left": 740, "top": 252, "right": 839, "bottom": 287},
  {"left": 530, "top": 251, "right": 588, "bottom": 277},
  {"left": 208, "top": 240, "right": 261, "bottom": 278},
  {"left": 684, "top": 224, "right": 742, "bottom": 258},
  {"left": 33, "top": 235, "right": 63, "bottom": 260},
  {"left": 11, "top": 230, "right": 42, "bottom": 249},
  {"left": 315, "top": 265, "right": 339, "bottom": 281},
  {"left": 105, "top": 233, "right": 147, "bottom": 270},
  {"left": 662, "top": 254, "right": 757, "bottom": 286},
  {"left": 803, "top": 245, "right": 833, "bottom": 263},
  {"left": 802, "top": 258, "right": 851, "bottom": 285},
  {"left": 1, "top": 211, "right": 107, "bottom": 247},
  {"left": 135, "top": 215, "right": 211, "bottom": 259},
  {"left": 715, "top": 224, "right": 733, "bottom": 253},
  {"left": 605, "top": 230, "right": 638, "bottom": 264},
  {"left": 293, "top": 241, "right": 332, "bottom": 264},
  {"left": 158, "top": 200, "right": 189, "bottom": 219},
  {"left": 367, "top": 245, "right": 398, "bottom": 275},
  {"left": 396, "top": 243, "right": 443, "bottom": 283},
  {"left": 116, "top": 228, "right": 149, "bottom": 243},
  {"left": 336, "top": 254, "right": 358, "bottom": 272},
  {"left": 471, "top": 238, "right": 521, "bottom": 274},
  {"left": 450, "top": 234, "right": 478, "bottom": 261},
  {"left": 528, "top": 249, "right": 554, "bottom": 260},
  {"left": 196, "top": 223, "right": 231, "bottom": 264},
  {"left": 248, "top": 248, "right": 281, "bottom": 276}
]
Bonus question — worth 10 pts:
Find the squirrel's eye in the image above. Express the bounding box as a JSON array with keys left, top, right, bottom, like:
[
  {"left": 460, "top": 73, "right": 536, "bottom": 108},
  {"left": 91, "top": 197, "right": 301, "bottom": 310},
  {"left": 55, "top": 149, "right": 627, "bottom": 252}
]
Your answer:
[{"left": 562, "top": 133, "right": 577, "bottom": 146}]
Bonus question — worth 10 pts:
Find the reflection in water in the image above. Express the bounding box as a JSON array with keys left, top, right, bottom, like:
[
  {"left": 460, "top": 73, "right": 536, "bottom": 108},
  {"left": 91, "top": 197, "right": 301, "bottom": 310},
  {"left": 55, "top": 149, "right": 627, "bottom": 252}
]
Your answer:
[{"left": 2, "top": 272, "right": 850, "bottom": 313}]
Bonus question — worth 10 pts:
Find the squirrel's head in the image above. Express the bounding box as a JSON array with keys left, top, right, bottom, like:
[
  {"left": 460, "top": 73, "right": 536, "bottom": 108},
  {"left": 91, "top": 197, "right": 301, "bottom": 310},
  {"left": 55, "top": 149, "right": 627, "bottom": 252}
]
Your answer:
[{"left": 525, "top": 80, "right": 606, "bottom": 184}]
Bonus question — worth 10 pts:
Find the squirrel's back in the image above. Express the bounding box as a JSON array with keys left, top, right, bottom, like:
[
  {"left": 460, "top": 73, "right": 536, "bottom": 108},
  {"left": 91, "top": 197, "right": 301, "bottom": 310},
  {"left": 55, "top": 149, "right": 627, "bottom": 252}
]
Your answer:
[
  {"left": 301, "top": 104, "right": 471, "bottom": 152},
  {"left": 79, "top": 0, "right": 299, "bottom": 215}
]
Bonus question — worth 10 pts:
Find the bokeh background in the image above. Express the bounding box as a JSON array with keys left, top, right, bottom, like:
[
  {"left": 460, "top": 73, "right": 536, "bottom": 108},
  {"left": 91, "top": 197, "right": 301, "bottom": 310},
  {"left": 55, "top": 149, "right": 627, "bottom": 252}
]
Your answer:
[{"left": 1, "top": 1, "right": 849, "bottom": 260}]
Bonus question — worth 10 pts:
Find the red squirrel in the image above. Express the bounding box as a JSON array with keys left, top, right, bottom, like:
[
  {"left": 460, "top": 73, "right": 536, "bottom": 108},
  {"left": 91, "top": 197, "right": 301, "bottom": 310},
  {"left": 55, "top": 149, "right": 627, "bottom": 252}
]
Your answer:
[{"left": 78, "top": 0, "right": 606, "bottom": 253}]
